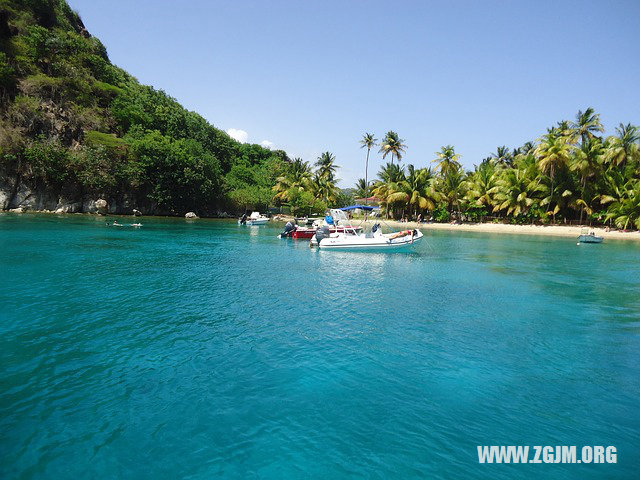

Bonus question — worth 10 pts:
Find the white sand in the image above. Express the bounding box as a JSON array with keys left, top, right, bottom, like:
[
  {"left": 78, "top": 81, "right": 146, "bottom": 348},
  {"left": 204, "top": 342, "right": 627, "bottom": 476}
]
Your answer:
[{"left": 381, "top": 220, "right": 640, "bottom": 242}]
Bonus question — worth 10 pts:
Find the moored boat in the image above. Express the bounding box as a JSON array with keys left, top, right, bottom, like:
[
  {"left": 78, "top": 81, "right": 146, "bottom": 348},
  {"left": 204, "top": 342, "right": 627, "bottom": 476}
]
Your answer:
[
  {"left": 577, "top": 228, "right": 603, "bottom": 244},
  {"left": 278, "top": 217, "right": 362, "bottom": 239},
  {"left": 310, "top": 208, "right": 423, "bottom": 250},
  {"left": 238, "top": 211, "right": 269, "bottom": 226}
]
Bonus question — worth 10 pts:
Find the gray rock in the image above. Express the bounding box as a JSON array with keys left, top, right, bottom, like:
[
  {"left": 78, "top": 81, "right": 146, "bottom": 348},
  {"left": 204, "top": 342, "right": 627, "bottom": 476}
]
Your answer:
[
  {"left": 133, "top": 209, "right": 142, "bottom": 216},
  {"left": 95, "top": 198, "right": 108, "bottom": 214},
  {"left": 9, "top": 182, "right": 33, "bottom": 209},
  {"left": 54, "top": 202, "right": 81, "bottom": 214},
  {"left": 185, "top": 212, "right": 198, "bottom": 219},
  {"left": 83, "top": 198, "right": 98, "bottom": 213}
]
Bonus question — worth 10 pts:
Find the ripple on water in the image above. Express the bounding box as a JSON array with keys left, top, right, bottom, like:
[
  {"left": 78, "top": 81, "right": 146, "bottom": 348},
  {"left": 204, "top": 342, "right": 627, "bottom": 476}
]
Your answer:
[{"left": 1, "top": 217, "right": 639, "bottom": 479}]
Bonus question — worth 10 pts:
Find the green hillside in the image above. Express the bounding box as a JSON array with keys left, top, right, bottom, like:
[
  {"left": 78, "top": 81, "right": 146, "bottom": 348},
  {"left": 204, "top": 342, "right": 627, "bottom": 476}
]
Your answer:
[{"left": 0, "top": 0, "right": 286, "bottom": 215}]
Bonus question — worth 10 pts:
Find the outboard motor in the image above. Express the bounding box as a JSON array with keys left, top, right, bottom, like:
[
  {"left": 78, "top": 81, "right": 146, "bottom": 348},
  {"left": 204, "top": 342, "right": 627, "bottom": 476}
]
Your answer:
[
  {"left": 315, "top": 225, "right": 331, "bottom": 243},
  {"left": 240, "top": 213, "right": 247, "bottom": 225},
  {"left": 279, "top": 221, "right": 296, "bottom": 238}
]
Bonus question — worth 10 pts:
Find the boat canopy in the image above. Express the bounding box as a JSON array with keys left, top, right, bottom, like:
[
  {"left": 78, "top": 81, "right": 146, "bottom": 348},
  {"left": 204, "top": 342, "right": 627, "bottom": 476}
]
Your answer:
[{"left": 340, "top": 205, "right": 379, "bottom": 211}]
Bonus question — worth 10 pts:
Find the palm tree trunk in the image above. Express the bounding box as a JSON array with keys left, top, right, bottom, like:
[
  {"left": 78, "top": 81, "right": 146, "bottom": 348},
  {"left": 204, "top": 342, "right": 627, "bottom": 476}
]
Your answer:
[
  {"left": 579, "top": 175, "right": 586, "bottom": 225},
  {"left": 550, "top": 171, "right": 555, "bottom": 224},
  {"left": 364, "top": 148, "right": 370, "bottom": 206}
]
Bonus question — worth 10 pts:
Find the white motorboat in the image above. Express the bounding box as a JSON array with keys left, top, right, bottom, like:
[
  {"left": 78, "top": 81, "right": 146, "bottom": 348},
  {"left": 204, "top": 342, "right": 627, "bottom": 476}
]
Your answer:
[
  {"left": 311, "top": 208, "right": 423, "bottom": 250},
  {"left": 577, "top": 228, "right": 603, "bottom": 244},
  {"left": 238, "top": 211, "right": 269, "bottom": 226}
]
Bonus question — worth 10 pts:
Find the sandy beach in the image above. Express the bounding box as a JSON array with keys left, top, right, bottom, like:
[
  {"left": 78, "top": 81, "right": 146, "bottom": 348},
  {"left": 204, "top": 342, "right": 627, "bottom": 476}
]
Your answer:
[{"left": 383, "top": 220, "right": 640, "bottom": 242}]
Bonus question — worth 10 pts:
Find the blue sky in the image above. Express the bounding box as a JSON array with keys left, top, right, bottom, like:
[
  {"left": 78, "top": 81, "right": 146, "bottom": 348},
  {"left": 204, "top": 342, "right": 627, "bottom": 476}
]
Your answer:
[{"left": 69, "top": 0, "right": 640, "bottom": 187}]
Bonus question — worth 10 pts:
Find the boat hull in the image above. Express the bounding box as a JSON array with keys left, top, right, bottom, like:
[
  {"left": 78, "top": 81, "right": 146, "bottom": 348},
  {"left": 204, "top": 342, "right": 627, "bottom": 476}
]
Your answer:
[
  {"left": 578, "top": 234, "right": 603, "bottom": 243},
  {"left": 239, "top": 218, "right": 269, "bottom": 225},
  {"left": 317, "top": 230, "right": 424, "bottom": 250}
]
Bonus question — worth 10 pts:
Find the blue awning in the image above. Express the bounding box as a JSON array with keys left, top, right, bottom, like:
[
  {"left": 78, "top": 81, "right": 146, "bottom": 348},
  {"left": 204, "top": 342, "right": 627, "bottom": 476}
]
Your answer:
[{"left": 340, "top": 205, "right": 380, "bottom": 211}]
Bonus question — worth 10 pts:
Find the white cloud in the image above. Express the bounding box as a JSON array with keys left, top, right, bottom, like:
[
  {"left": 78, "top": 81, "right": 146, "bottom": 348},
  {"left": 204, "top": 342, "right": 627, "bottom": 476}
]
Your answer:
[
  {"left": 260, "top": 140, "right": 274, "bottom": 149},
  {"left": 226, "top": 128, "right": 248, "bottom": 143}
]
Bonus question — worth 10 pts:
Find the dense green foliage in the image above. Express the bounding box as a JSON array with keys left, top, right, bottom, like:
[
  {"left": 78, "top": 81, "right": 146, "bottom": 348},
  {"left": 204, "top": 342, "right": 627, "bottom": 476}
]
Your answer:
[
  {"left": 363, "top": 110, "right": 640, "bottom": 229},
  {"left": 271, "top": 153, "right": 352, "bottom": 216},
  {"left": 0, "top": 0, "right": 291, "bottom": 214}
]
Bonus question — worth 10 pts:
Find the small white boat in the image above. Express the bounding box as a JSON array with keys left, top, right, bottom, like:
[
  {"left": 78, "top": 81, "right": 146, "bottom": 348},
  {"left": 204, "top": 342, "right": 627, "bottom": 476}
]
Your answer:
[
  {"left": 238, "top": 211, "right": 269, "bottom": 226},
  {"left": 577, "top": 228, "right": 603, "bottom": 244},
  {"left": 311, "top": 208, "right": 423, "bottom": 250}
]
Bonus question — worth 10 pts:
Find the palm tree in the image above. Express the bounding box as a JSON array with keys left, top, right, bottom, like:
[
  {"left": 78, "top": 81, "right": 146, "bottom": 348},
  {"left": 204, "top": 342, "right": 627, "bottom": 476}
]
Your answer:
[
  {"left": 489, "top": 168, "right": 543, "bottom": 218},
  {"left": 359, "top": 133, "right": 377, "bottom": 204},
  {"left": 377, "top": 162, "right": 405, "bottom": 183},
  {"left": 379, "top": 131, "right": 407, "bottom": 165},
  {"left": 571, "top": 107, "right": 604, "bottom": 145},
  {"left": 354, "top": 178, "right": 369, "bottom": 199},
  {"left": 315, "top": 152, "right": 338, "bottom": 181},
  {"left": 405, "top": 165, "right": 437, "bottom": 216},
  {"left": 288, "top": 157, "right": 312, "bottom": 183},
  {"left": 491, "top": 146, "right": 513, "bottom": 166},
  {"left": 311, "top": 171, "right": 339, "bottom": 205},
  {"left": 438, "top": 166, "right": 466, "bottom": 219},
  {"left": 464, "top": 161, "right": 497, "bottom": 209},
  {"left": 604, "top": 123, "right": 640, "bottom": 168},
  {"left": 433, "top": 145, "right": 462, "bottom": 178},
  {"left": 534, "top": 132, "right": 573, "bottom": 222},
  {"left": 571, "top": 138, "right": 604, "bottom": 223},
  {"left": 602, "top": 179, "right": 640, "bottom": 230},
  {"left": 272, "top": 157, "right": 311, "bottom": 203},
  {"left": 371, "top": 163, "right": 407, "bottom": 218},
  {"left": 555, "top": 120, "right": 574, "bottom": 140}
]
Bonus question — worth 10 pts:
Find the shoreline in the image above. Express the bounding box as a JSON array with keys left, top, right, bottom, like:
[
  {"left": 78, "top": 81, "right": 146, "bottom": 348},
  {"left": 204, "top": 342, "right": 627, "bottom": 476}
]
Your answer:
[
  {"left": 274, "top": 215, "right": 640, "bottom": 242},
  {"left": 4, "top": 210, "right": 640, "bottom": 242},
  {"left": 383, "top": 219, "right": 640, "bottom": 242}
]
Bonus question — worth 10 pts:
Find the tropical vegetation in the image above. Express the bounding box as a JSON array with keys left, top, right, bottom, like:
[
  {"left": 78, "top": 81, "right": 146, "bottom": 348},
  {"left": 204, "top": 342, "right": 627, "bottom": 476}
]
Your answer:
[
  {"left": 0, "top": 0, "right": 294, "bottom": 215},
  {"left": 367, "top": 109, "right": 640, "bottom": 229},
  {"left": 1, "top": 2, "right": 639, "bottom": 230}
]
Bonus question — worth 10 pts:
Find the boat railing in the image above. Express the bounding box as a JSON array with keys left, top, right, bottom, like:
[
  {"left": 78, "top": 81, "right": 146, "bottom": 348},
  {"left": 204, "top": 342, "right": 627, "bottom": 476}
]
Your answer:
[{"left": 329, "top": 209, "right": 361, "bottom": 236}]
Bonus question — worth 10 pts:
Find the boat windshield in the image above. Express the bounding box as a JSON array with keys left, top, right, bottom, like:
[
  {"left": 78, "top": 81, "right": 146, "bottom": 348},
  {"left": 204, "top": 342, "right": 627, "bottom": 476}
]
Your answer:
[{"left": 329, "top": 209, "right": 360, "bottom": 234}]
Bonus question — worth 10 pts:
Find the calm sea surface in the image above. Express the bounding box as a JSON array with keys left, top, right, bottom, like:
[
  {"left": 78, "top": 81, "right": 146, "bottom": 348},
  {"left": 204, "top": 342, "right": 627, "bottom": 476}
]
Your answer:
[{"left": 1, "top": 214, "right": 639, "bottom": 479}]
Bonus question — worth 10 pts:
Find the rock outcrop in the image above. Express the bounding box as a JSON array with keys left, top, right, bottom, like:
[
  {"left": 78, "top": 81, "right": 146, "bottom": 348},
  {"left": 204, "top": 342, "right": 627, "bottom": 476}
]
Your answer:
[{"left": 185, "top": 212, "right": 198, "bottom": 219}]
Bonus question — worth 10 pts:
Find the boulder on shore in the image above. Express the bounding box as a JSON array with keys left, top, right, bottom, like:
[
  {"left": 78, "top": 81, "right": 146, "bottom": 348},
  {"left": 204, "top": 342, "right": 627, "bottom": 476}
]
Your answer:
[
  {"left": 95, "top": 199, "right": 108, "bottom": 214},
  {"left": 133, "top": 209, "right": 142, "bottom": 216},
  {"left": 185, "top": 212, "right": 198, "bottom": 219}
]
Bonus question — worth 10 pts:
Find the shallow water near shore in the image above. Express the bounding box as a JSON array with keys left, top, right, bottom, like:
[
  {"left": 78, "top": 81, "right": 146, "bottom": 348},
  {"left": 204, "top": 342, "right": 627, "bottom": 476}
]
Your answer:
[{"left": 1, "top": 214, "right": 639, "bottom": 479}]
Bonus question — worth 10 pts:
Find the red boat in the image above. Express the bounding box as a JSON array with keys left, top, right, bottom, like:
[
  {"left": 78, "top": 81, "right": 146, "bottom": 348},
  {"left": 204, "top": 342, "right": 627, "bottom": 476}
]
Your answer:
[{"left": 290, "top": 225, "right": 361, "bottom": 239}]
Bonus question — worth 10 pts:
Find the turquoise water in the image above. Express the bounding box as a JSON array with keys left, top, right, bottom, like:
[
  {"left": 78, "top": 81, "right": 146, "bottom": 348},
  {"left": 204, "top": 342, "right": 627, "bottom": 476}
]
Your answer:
[{"left": 1, "top": 214, "right": 639, "bottom": 479}]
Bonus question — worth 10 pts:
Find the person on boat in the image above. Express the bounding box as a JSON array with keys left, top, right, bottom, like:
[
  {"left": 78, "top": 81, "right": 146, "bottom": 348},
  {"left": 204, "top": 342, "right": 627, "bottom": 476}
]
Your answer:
[
  {"left": 390, "top": 230, "right": 409, "bottom": 239},
  {"left": 113, "top": 220, "right": 119, "bottom": 226}
]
